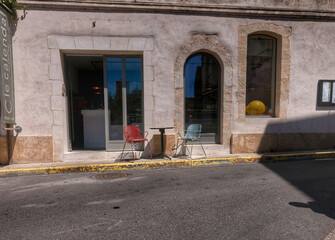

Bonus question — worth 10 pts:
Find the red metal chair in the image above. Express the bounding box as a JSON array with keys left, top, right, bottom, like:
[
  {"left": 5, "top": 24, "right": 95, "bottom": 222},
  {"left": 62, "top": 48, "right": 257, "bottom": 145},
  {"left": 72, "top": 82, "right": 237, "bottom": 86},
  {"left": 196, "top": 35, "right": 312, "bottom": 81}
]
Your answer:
[{"left": 121, "top": 126, "right": 152, "bottom": 161}]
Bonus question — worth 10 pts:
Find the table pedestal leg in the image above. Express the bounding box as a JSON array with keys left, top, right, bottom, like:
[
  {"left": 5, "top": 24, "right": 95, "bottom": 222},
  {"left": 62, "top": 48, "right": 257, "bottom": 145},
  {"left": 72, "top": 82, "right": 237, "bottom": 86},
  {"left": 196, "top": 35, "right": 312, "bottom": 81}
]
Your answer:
[{"left": 157, "top": 128, "right": 171, "bottom": 160}]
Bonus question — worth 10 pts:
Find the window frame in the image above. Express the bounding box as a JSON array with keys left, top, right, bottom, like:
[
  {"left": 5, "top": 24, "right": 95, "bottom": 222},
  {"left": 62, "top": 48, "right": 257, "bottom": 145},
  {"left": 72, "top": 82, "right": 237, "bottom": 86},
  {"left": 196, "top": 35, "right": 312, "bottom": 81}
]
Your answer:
[{"left": 237, "top": 24, "right": 292, "bottom": 122}]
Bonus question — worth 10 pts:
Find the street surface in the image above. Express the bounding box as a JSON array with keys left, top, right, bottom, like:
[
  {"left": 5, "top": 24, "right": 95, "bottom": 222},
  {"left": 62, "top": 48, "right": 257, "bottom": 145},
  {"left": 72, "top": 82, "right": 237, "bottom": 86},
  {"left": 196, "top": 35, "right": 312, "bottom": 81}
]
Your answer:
[{"left": 1, "top": 160, "right": 335, "bottom": 240}]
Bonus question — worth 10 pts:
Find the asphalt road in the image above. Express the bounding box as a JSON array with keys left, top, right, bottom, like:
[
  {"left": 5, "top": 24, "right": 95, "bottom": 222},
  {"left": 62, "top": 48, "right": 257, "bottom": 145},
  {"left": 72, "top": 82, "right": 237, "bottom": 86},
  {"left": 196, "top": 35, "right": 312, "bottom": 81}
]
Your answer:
[{"left": 1, "top": 160, "right": 335, "bottom": 240}]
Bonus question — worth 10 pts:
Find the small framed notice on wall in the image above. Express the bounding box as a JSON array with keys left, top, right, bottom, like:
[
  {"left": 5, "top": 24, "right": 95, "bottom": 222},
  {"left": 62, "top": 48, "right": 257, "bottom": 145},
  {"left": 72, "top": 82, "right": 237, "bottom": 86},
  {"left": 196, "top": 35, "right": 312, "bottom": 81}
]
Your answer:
[{"left": 317, "top": 80, "right": 335, "bottom": 106}]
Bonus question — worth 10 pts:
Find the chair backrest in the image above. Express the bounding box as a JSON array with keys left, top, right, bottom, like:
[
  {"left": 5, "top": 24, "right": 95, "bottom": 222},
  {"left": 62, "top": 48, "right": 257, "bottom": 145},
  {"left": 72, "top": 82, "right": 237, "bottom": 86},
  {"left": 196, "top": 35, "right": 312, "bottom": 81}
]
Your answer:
[
  {"left": 123, "top": 126, "right": 142, "bottom": 142},
  {"left": 184, "top": 124, "right": 202, "bottom": 140}
]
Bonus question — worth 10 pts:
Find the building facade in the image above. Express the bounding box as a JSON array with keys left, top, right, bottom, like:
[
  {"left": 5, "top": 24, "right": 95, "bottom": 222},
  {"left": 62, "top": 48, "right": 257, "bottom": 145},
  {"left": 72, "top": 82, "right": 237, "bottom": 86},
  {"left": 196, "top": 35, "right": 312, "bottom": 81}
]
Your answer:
[{"left": 1, "top": 0, "right": 335, "bottom": 164}]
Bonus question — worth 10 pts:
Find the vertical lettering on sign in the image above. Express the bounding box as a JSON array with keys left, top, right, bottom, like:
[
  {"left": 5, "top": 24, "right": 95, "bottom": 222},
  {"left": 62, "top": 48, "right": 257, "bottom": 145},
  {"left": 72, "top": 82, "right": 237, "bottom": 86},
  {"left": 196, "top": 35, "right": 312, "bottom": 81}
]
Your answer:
[{"left": 0, "top": 8, "right": 14, "bottom": 124}]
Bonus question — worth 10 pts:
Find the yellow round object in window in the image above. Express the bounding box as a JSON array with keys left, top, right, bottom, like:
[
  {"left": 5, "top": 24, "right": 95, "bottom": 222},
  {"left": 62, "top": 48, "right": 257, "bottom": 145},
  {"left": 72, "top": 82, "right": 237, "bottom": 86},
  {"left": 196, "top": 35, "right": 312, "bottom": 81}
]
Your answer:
[{"left": 246, "top": 100, "right": 266, "bottom": 115}]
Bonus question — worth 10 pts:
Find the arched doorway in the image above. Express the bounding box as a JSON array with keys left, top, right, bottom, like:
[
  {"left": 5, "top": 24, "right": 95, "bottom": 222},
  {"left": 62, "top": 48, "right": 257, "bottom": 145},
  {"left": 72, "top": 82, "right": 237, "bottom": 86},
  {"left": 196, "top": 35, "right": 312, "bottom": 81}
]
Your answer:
[{"left": 184, "top": 52, "right": 221, "bottom": 143}]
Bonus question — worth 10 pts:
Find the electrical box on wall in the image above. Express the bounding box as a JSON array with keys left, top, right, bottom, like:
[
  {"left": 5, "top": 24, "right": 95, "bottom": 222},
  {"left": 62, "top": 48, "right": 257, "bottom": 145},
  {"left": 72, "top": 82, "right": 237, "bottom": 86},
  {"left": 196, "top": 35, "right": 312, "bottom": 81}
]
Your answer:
[{"left": 317, "top": 80, "right": 335, "bottom": 106}]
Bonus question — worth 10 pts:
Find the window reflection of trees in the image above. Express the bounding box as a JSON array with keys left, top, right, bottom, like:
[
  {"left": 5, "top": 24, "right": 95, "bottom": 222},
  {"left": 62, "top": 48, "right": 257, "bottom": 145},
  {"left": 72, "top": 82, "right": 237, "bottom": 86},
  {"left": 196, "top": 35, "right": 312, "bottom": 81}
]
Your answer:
[
  {"left": 108, "top": 59, "right": 142, "bottom": 127},
  {"left": 109, "top": 79, "right": 122, "bottom": 125},
  {"left": 246, "top": 35, "right": 276, "bottom": 116},
  {"left": 184, "top": 53, "right": 220, "bottom": 143}
]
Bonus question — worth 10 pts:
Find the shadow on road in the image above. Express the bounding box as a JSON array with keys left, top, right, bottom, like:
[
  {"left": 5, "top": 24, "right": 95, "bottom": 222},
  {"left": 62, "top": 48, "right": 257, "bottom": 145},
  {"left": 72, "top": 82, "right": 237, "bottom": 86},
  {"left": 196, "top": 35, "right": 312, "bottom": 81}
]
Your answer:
[
  {"left": 289, "top": 201, "right": 335, "bottom": 220},
  {"left": 257, "top": 114, "right": 335, "bottom": 220},
  {"left": 260, "top": 158, "right": 335, "bottom": 220}
]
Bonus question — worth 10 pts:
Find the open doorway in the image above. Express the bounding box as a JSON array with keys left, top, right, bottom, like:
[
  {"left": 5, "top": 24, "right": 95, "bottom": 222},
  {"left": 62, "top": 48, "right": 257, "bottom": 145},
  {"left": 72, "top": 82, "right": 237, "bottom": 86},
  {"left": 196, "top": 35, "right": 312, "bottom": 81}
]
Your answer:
[{"left": 65, "top": 56, "right": 104, "bottom": 150}]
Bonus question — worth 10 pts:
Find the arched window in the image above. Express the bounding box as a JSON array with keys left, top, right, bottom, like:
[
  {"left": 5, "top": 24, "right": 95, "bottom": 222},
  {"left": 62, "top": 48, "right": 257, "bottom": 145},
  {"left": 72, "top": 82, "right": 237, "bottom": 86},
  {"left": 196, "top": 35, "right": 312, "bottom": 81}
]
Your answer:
[
  {"left": 184, "top": 52, "right": 221, "bottom": 143},
  {"left": 246, "top": 34, "right": 277, "bottom": 116}
]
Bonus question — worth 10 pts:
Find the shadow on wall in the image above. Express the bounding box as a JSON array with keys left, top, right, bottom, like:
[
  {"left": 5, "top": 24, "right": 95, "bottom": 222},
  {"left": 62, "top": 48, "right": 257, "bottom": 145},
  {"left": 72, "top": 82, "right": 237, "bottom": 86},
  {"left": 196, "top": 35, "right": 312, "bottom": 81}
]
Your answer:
[
  {"left": 258, "top": 114, "right": 335, "bottom": 220},
  {"left": 0, "top": 131, "right": 17, "bottom": 165},
  {"left": 257, "top": 114, "right": 335, "bottom": 153}
]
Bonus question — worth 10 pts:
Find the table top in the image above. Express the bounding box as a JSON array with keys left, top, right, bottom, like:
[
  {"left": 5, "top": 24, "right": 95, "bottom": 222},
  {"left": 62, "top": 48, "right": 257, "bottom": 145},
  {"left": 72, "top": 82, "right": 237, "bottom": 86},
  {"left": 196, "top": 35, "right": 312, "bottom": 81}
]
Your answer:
[{"left": 150, "top": 127, "right": 174, "bottom": 130}]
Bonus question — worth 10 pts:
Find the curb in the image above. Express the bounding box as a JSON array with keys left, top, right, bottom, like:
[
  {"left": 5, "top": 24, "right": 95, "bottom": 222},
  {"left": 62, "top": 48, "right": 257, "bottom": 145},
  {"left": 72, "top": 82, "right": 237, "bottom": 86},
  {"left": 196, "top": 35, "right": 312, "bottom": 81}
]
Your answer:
[
  {"left": 1, "top": 151, "right": 335, "bottom": 177},
  {"left": 0, "top": 159, "right": 231, "bottom": 177}
]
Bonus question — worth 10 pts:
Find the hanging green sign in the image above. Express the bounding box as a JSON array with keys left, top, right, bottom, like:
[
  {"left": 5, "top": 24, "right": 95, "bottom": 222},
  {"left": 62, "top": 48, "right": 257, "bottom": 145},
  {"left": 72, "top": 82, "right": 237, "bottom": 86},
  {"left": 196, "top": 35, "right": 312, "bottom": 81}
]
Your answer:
[{"left": 0, "top": 5, "right": 14, "bottom": 124}]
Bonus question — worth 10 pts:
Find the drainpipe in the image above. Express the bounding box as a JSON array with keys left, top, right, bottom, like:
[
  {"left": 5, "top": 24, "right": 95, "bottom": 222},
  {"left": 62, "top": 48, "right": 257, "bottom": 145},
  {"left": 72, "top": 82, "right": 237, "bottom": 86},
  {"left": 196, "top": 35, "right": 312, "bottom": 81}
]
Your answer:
[
  {"left": 3, "top": 125, "right": 22, "bottom": 164},
  {"left": 6, "top": 124, "right": 12, "bottom": 163}
]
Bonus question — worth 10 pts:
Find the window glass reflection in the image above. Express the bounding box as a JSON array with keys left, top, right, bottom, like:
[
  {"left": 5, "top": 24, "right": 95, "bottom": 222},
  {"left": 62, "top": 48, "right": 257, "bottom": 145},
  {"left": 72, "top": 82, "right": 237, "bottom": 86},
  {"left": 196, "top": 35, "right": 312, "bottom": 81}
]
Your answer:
[
  {"left": 125, "top": 58, "right": 142, "bottom": 129},
  {"left": 107, "top": 58, "right": 123, "bottom": 129},
  {"left": 246, "top": 35, "right": 276, "bottom": 116},
  {"left": 106, "top": 57, "right": 143, "bottom": 141},
  {"left": 184, "top": 53, "right": 220, "bottom": 143}
]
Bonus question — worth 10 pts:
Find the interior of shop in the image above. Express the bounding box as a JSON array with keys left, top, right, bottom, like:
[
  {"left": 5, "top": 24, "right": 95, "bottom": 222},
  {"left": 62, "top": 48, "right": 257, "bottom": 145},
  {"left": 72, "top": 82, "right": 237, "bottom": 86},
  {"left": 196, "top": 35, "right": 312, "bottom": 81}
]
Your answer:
[{"left": 65, "top": 56, "right": 104, "bottom": 150}]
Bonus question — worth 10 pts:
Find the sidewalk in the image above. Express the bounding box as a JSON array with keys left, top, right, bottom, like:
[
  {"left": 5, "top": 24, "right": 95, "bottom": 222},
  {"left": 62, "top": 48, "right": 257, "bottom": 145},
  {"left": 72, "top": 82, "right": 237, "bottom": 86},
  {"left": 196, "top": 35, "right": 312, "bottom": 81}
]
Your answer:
[{"left": 1, "top": 150, "right": 335, "bottom": 177}]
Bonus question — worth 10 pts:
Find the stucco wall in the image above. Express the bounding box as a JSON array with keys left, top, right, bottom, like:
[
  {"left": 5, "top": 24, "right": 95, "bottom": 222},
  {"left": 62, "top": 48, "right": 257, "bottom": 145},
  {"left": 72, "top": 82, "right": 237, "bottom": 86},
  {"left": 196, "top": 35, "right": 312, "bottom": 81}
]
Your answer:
[{"left": 9, "top": 7, "right": 335, "bottom": 161}]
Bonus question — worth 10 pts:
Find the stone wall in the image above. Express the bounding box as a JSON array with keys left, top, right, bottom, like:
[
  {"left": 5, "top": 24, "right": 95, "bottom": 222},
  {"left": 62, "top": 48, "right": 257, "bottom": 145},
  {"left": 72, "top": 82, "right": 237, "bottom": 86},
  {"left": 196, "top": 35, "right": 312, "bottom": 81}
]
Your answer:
[{"left": 6, "top": 6, "right": 335, "bottom": 163}]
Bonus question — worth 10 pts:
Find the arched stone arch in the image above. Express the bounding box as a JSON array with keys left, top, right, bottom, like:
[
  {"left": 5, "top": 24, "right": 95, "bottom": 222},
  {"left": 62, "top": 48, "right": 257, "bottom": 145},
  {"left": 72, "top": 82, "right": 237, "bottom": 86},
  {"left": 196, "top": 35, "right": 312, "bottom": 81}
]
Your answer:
[
  {"left": 174, "top": 33, "right": 233, "bottom": 148},
  {"left": 238, "top": 23, "right": 292, "bottom": 120}
]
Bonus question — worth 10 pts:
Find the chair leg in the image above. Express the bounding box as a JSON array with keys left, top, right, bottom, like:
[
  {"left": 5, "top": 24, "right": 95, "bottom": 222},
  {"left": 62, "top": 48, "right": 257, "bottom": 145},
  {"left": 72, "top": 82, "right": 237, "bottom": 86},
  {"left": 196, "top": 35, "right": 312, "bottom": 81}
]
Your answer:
[
  {"left": 198, "top": 139, "right": 207, "bottom": 158},
  {"left": 121, "top": 141, "right": 127, "bottom": 160},
  {"left": 130, "top": 142, "right": 135, "bottom": 162},
  {"left": 190, "top": 141, "right": 194, "bottom": 159},
  {"left": 146, "top": 140, "right": 152, "bottom": 160},
  {"left": 184, "top": 140, "right": 192, "bottom": 158},
  {"left": 174, "top": 138, "right": 180, "bottom": 157}
]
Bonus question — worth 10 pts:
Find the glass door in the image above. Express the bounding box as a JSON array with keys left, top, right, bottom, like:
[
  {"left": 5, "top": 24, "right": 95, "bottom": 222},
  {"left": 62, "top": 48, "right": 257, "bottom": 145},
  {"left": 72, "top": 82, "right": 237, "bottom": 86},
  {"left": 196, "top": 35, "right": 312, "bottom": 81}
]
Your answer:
[
  {"left": 184, "top": 53, "right": 221, "bottom": 144},
  {"left": 104, "top": 57, "right": 143, "bottom": 151}
]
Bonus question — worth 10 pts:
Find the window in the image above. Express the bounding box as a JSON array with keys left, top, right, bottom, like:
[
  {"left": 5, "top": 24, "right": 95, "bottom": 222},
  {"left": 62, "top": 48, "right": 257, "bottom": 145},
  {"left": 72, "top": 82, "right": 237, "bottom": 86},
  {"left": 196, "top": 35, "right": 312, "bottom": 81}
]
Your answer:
[
  {"left": 106, "top": 57, "right": 143, "bottom": 150},
  {"left": 184, "top": 52, "right": 220, "bottom": 143},
  {"left": 246, "top": 34, "right": 277, "bottom": 116}
]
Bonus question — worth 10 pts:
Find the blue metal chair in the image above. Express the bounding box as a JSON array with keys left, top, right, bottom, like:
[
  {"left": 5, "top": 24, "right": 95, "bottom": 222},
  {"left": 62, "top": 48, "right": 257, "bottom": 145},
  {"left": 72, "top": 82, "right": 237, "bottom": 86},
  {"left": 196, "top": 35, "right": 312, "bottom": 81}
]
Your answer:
[{"left": 174, "top": 124, "right": 207, "bottom": 159}]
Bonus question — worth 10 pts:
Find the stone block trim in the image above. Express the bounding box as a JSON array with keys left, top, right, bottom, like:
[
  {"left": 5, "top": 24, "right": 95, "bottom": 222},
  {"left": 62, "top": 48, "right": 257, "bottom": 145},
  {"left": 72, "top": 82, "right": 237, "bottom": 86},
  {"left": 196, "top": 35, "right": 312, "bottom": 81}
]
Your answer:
[
  {"left": 47, "top": 35, "right": 155, "bottom": 162},
  {"left": 238, "top": 23, "right": 292, "bottom": 121},
  {"left": 0, "top": 136, "right": 7, "bottom": 164},
  {"left": 0, "top": 136, "right": 53, "bottom": 164},
  {"left": 174, "top": 33, "right": 233, "bottom": 149}
]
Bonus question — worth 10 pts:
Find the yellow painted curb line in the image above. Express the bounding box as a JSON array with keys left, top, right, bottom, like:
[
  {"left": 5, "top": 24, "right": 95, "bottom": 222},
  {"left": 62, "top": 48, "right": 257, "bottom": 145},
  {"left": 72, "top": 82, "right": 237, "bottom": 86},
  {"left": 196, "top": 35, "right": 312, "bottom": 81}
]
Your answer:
[
  {"left": 0, "top": 159, "right": 231, "bottom": 176},
  {"left": 1, "top": 151, "right": 335, "bottom": 177},
  {"left": 202, "top": 150, "right": 335, "bottom": 164}
]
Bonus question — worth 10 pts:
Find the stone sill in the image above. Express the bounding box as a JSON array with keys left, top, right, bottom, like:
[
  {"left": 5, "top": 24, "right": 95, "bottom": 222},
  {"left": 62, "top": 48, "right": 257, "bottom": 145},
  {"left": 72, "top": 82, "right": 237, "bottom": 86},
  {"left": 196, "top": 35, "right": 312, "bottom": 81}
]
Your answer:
[
  {"left": 18, "top": 0, "right": 335, "bottom": 20},
  {"left": 244, "top": 117, "right": 282, "bottom": 125}
]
